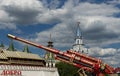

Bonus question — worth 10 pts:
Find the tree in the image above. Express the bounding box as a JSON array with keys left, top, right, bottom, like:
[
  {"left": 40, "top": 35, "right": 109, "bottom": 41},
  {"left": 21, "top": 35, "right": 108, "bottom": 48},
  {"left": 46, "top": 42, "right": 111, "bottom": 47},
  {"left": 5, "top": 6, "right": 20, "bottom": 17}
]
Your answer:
[{"left": 56, "top": 62, "right": 79, "bottom": 76}]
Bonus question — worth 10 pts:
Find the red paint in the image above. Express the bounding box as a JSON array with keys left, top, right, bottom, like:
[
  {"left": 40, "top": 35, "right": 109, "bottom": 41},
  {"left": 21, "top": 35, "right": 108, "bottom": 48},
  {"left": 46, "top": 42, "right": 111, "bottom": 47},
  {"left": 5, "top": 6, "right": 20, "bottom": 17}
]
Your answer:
[{"left": 1, "top": 70, "right": 22, "bottom": 76}]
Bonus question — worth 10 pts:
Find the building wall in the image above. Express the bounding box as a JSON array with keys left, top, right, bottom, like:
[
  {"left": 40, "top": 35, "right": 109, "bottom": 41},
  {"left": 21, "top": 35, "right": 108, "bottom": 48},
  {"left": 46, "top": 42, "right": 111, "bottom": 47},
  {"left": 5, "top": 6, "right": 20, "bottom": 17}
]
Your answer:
[{"left": 0, "top": 65, "right": 59, "bottom": 76}]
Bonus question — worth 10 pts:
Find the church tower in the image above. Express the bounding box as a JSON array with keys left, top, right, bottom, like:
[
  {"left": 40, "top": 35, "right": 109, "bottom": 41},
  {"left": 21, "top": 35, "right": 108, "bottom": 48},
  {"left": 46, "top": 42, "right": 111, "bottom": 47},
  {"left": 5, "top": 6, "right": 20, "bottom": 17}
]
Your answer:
[
  {"left": 44, "top": 34, "right": 55, "bottom": 67},
  {"left": 72, "top": 22, "right": 84, "bottom": 53}
]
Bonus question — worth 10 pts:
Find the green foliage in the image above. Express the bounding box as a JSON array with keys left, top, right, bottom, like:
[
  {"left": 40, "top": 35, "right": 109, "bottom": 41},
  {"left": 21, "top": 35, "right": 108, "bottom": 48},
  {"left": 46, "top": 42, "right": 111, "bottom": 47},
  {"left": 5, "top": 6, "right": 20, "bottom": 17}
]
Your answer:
[{"left": 56, "top": 62, "right": 79, "bottom": 76}]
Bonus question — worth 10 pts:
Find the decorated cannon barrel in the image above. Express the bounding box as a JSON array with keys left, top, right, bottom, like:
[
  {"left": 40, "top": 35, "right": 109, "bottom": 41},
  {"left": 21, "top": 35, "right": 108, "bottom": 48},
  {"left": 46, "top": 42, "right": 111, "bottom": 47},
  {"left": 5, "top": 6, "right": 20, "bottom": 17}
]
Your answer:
[{"left": 8, "top": 34, "right": 119, "bottom": 75}]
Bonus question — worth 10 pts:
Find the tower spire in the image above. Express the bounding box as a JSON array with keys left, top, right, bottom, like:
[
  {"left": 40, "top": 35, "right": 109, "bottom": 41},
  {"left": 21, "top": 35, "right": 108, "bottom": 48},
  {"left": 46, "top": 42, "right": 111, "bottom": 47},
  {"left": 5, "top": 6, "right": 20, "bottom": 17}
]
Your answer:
[
  {"left": 72, "top": 22, "right": 84, "bottom": 52},
  {"left": 45, "top": 34, "right": 55, "bottom": 67},
  {"left": 76, "top": 22, "right": 82, "bottom": 37},
  {"left": 47, "top": 34, "right": 53, "bottom": 47}
]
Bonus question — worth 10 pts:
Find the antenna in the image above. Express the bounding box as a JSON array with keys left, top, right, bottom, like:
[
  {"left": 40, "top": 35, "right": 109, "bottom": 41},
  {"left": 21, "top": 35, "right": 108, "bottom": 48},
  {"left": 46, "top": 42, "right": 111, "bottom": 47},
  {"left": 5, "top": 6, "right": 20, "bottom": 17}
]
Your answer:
[
  {"left": 47, "top": 33, "right": 53, "bottom": 47},
  {"left": 50, "top": 33, "right": 52, "bottom": 42}
]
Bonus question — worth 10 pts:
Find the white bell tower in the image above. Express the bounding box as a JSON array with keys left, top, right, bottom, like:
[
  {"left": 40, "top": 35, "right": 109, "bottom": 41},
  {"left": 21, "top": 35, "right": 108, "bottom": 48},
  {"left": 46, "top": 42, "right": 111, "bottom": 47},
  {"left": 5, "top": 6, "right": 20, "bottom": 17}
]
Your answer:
[{"left": 73, "top": 22, "right": 84, "bottom": 53}]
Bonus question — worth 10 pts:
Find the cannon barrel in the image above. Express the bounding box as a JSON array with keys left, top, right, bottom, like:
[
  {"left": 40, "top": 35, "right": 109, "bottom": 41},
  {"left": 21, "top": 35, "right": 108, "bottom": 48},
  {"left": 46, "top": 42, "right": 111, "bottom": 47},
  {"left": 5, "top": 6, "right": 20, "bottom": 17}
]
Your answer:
[
  {"left": 7, "top": 34, "right": 117, "bottom": 74},
  {"left": 7, "top": 34, "right": 94, "bottom": 70},
  {"left": 67, "top": 50, "right": 100, "bottom": 63}
]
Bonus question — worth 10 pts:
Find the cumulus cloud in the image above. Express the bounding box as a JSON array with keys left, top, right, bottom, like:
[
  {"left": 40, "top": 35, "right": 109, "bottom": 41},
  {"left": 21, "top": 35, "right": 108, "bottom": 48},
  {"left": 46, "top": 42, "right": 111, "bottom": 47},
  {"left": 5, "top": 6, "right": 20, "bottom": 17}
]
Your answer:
[
  {"left": 28, "top": 0, "right": 120, "bottom": 67},
  {"left": 0, "top": 23, "right": 16, "bottom": 29},
  {"left": 41, "top": 0, "right": 61, "bottom": 9},
  {"left": 87, "top": 47, "right": 120, "bottom": 67},
  {"left": 2, "top": 0, "right": 44, "bottom": 24},
  {"left": 0, "top": 0, "right": 44, "bottom": 27},
  {"left": 31, "top": 1, "right": 120, "bottom": 47},
  {"left": 106, "top": 0, "right": 120, "bottom": 5},
  {"left": 88, "top": 47, "right": 117, "bottom": 57},
  {"left": 31, "top": 22, "right": 74, "bottom": 48}
]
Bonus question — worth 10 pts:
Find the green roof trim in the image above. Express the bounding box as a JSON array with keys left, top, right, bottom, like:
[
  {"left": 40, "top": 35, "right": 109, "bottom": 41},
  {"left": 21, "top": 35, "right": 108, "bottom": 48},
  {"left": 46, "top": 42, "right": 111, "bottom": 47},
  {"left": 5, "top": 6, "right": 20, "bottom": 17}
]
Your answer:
[
  {"left": 23, "top": 45, "right": 30, "bottom": 53},
  {"left": 7, "top": 40, "right": 15, "bottom": 51},
  {"left": 45, "top": 51, "right": 55, "bottom": 60}
]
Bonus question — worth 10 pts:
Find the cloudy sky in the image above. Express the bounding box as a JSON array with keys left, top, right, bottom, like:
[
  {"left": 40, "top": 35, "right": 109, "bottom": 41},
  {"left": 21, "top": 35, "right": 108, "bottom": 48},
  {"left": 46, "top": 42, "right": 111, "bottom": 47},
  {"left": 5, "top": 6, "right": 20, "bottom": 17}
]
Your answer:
[{"left": 0, "top": 0, "right": 120, "bottom": 67}]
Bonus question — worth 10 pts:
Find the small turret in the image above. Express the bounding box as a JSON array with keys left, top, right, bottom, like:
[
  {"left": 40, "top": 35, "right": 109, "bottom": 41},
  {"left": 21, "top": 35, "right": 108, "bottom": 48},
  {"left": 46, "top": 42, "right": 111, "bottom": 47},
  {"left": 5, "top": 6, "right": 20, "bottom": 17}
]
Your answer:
[
  {"left": 73, "top": 22, "right": 84, "bottom": 53},
  {"left": 23, "top": 45, "right": 30, "bottom": 53},
  {"left": 44, "top": 34, "right": 55, "bottom": 67}
]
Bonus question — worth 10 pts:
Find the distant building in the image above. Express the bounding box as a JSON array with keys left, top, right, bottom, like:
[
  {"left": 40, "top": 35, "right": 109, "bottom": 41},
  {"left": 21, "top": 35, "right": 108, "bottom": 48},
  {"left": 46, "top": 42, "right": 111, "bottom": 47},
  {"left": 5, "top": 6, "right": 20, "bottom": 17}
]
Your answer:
[
  {"left": 44, "top": 34, "right": 56, "bottom": 67},
  {"left": 72, "top": 22, "right": 88, "bottom": 53},
  {"left": 0, "top": 41, "right": 59, "bottom": 76}
]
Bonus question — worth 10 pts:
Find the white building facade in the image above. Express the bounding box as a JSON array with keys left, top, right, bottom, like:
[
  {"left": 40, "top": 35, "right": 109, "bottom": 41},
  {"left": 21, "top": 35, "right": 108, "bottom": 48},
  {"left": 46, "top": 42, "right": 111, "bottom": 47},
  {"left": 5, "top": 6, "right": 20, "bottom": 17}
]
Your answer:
[{"left": 0, "top": 65, "right": 59, "bottom": 76}]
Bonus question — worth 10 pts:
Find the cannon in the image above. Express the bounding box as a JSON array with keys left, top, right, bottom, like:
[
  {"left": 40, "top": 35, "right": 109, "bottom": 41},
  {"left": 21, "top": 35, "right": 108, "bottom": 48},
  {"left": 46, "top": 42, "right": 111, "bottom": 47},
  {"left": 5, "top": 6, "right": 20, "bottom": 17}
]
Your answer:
[{"left": 7, "top": 34, "right": 119, "bottom": 76}]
